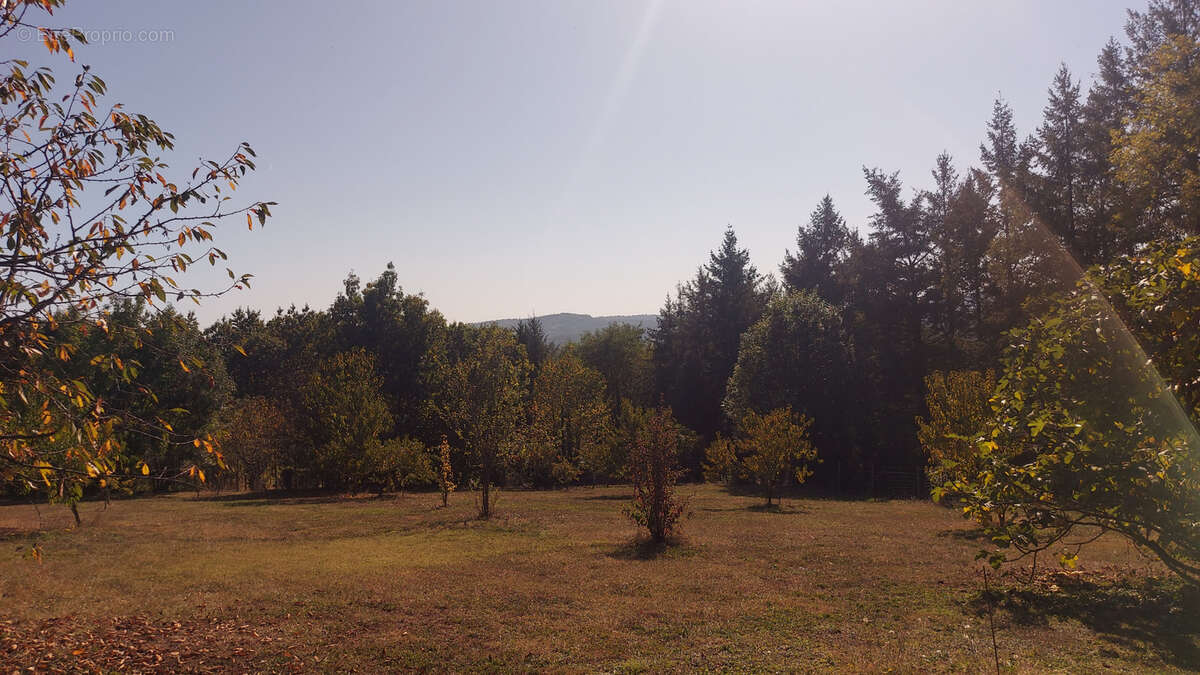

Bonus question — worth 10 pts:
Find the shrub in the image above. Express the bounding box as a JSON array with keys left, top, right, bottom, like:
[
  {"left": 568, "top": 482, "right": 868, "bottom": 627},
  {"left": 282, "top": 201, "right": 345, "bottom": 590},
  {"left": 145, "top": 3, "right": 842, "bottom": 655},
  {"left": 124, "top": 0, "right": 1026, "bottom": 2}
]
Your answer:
[
  {"left": 364, "top": 437, "right": 434, "bottom": 494},
  {"left": 625, "top": 407, "right": 689, "bottom": 543}
]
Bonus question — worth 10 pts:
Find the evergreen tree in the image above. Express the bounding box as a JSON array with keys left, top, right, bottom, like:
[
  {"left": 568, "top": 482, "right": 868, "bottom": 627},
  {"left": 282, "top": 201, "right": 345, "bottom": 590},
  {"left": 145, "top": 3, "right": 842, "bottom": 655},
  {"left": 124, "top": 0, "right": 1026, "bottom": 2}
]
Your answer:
[
  {"left": 944, "top": 169, "right": 999, "bottom": 355},
  {"left": 980, "top": 98, "right": 1027, "bottom": 184},
  {"left": 781, "top": 195, "right": 853, "bottom": 302},
  {"left": 1033, "top": 65, "right": 1086, "bottom": 258},
  {"left": 924, "top": 153, "right": 964, "bottom": 352},
  {"left": 1125, "top": 0, "right": 1200, "bottom": 68},
  {"left": 1079, "top": 39, "right": 1138, "bottom": 262},
  {"left": 863, "top": 167, "right": 934, "bottom": 365},
  {"left": 514, "top": 316, "right": 554, "bottom": 372},
  {"left": 651, "top": 228, "right": 769, "bottom": 453},
  {"left": 328, "top": 264, "right": 446, "bottom": 441}
]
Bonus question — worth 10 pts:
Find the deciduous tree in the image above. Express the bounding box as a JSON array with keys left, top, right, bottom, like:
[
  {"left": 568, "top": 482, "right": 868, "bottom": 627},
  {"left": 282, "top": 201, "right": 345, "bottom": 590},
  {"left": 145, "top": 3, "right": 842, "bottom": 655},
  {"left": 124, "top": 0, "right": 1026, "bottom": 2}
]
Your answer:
[
  {"left": 429, "top": 325, "right": 528, "bottom": 518},
  {"left": 625, "top": 407, "right": 688, "bottom": 543},
  {"left": 0, "top": 2, "right": 272, "bottom": 500}
]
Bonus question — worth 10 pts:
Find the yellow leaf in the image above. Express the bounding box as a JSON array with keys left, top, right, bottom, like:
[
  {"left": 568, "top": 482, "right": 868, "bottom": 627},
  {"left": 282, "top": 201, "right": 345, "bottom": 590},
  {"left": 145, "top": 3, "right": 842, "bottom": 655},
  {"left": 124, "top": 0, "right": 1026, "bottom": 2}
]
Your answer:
[
  {"left": 141, "top": 463, "right": 150, "bottom": 476},
  {"left": 178, "top": 359, "right": 190, "bottom": 373}
]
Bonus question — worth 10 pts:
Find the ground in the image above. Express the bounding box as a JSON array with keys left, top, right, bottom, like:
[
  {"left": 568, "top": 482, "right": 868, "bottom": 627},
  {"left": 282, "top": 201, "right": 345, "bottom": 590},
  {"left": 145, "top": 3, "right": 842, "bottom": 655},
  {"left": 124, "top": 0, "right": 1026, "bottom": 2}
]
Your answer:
[{"left": 1, "top": 485, "right": 1196, "bottom": 673}]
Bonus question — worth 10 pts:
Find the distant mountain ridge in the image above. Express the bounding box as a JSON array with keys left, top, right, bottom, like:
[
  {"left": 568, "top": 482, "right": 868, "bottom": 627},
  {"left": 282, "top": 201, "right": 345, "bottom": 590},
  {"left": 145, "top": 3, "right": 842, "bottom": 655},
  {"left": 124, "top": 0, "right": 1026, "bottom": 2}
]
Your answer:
[{"left": 476, "top": 312, "right": 657, "bottom": 346}]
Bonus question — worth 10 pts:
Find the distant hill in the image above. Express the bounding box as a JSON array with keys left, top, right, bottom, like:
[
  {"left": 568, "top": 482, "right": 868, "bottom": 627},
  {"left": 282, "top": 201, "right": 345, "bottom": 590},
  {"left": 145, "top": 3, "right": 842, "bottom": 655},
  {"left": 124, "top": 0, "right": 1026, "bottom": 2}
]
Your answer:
[{"left": 477, "top": 312, "right": 657, "bottom": 346}]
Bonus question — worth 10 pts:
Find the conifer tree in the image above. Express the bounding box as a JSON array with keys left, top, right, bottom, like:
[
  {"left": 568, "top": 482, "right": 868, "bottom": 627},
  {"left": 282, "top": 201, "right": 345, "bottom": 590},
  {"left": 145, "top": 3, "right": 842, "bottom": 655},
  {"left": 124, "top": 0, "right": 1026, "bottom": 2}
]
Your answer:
[
  {"left": 781, "top": 195, "right": 853, "bottom": 303},
  {"left": 651, "top": 228, "right": 769, "bottom": 450},
  {"left": 1079, "top": 39, "right": 1137, "bottom": 261},
  {"left": 515, "top": 316, "right": 554, "bottom": 372},
  {"left": 1033, "top": 65, "right": 1086, "bottom": 257}
]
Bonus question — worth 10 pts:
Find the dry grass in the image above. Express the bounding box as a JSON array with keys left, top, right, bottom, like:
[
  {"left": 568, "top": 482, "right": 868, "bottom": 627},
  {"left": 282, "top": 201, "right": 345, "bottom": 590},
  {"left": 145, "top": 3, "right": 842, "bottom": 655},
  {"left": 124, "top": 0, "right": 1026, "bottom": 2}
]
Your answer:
[{"left": 1, "top": 485, "right": 1196, "bottom": 672}]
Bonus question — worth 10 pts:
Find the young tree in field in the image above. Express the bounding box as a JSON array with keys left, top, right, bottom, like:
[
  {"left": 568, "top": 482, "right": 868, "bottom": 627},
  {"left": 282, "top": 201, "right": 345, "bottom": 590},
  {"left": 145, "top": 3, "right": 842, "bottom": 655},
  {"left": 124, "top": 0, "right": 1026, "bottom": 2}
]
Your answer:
[
  {"left": 702, "top": 434, "right": 738, "bottom": 485},
  {"left": 625, "top": 407, "right": 689, "bottom": 543},
  {"left": 0, "top": 2, "right": 273, "bottom": 500},
  {"left": 707, "top": 408, "right": 818, "bottom": 506},
  {"left": 434, "top": 436, "right": 455, "bottom": 507},
  {"left": 300, "top": 350, "right": 392, "bottom": 491},
  {"left": 740, "top": 409, "right": 817, "bottom": 506},
  {"left": 218, "top": 396, "right": 289, "bottom": 492},
  {"left": 951, "top": 237, "right": 1200, "bottom": 582},
  {"left": 915, "top": 370, "right": 996, "bottom": 490},
  {"left": 522, "top": 351, "right": 612, "bottom": 486},
  {"left": 429, "top": 325, "right": 528, "bottom": 518}
]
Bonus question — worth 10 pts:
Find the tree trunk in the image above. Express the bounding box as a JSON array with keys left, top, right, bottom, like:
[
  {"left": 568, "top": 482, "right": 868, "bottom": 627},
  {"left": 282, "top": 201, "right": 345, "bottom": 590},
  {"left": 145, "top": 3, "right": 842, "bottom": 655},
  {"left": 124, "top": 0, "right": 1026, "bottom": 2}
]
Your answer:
[{"left": 69, "top": 501, "right": 81, "bottom": 527}]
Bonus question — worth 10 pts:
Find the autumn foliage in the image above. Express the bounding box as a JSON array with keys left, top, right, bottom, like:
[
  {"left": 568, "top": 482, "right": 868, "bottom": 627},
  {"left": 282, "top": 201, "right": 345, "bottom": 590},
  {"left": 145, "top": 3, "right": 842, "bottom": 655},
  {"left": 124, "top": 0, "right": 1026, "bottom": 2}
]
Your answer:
[
  {"left": 625, "top": 407, "right": 689, "bottom": 543},
  {"left": 0, "top": 1, "right": 273, "bottom": 504}
]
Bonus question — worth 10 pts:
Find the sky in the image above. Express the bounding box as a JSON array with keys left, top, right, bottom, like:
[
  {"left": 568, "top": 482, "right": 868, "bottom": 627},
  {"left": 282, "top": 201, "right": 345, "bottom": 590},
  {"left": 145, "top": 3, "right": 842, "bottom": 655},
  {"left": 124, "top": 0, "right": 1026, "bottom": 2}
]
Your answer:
[{"left": 20, "top": 0, "right": 1136, "bottom": 324}]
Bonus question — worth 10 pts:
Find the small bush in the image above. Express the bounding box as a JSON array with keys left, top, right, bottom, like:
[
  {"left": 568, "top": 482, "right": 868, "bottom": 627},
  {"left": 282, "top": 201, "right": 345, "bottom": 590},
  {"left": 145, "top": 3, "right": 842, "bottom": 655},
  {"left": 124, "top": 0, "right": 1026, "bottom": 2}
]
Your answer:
[{"left": 625, "top": 407, "right": 689, "bottom": 543}]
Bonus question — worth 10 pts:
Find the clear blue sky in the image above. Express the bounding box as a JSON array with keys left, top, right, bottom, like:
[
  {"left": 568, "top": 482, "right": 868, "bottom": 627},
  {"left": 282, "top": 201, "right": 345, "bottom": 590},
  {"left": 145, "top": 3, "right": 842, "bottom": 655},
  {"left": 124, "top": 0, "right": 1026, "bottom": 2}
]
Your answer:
[{"left": 25, "top": 0, "right": 1134, "bottom": 324}]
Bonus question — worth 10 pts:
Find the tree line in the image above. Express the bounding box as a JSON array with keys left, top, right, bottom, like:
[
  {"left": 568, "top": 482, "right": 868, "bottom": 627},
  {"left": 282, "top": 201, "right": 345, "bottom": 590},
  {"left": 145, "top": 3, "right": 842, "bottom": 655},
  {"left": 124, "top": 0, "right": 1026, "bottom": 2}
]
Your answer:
[{"left": 3, "top": 0, "right": 1200, "bottom": 578}]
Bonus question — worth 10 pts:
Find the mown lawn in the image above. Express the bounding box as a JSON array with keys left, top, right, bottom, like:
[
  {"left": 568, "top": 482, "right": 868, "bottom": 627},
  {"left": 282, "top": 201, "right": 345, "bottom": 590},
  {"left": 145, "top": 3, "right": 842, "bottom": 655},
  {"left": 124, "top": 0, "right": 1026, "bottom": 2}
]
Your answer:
[{"left": 1, "top": 485, "right": 1196, "bottom": 672}]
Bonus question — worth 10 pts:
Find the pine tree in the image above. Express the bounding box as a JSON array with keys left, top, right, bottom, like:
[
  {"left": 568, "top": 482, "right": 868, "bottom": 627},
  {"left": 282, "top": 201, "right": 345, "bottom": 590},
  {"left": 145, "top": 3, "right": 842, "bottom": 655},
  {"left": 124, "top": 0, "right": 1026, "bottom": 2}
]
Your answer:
[
  {"left": 514, "top": 316, "right": 553, "bottom": 371},
  {"left": 1125, "top": 0, "right": 1200, "bottom": 69},
  {"left": 979, "top": 98, "right": 1039, "bottom": 337},
  {"left": 863, "top": 167, "right": 934, "bottom": 362},
  {"left": 1080, "top": 39, "right": 1137, "bottom": 262},
  {"left": 1033, "top": 65, "right": 1086, "bottom": 258},
  {"left": 651, "top": 228, "right": 769, "bottom": 450},
  {"left": 925, "top": 153, "right": 963, "bottom": 351},
  {"left": 980, "top": 98, "right": 1022, "bottom": 184},
  {"left": 944, "top": 169, "right": 999, "bottom": 352},
  {"left": 781, "top": 195, "right": 853, "bottom": 302}
]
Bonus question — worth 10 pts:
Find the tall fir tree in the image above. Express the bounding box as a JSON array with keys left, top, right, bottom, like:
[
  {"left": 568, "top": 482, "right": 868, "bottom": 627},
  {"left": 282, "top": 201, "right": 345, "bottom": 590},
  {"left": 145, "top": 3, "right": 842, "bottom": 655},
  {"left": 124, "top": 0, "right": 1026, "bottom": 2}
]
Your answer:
[
  {"left": 781, "top": 195, "right": 853, "bottom": 303},
  {"left": 924, "top": 153, "right": 963, "bottom": 353},
  {"left": 514, "top": 316, "right": 554, "bottom": 372},
  {"left": 1080, "top": 39, "right": 1138, "bottom": 261},
  {"left": 1033, "top": 65, "right": 1086, "bottom": 259},
  {"left": 652, "top": 228, "right": 769, "bottom": 457}
]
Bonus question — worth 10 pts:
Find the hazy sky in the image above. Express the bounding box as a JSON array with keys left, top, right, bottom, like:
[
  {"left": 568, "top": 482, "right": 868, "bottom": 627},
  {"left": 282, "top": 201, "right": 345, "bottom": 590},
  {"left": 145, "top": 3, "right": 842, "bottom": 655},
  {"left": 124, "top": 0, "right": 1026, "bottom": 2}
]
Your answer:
[{"left": 25, "top": 1, "right": 1134, "bottom": 324}]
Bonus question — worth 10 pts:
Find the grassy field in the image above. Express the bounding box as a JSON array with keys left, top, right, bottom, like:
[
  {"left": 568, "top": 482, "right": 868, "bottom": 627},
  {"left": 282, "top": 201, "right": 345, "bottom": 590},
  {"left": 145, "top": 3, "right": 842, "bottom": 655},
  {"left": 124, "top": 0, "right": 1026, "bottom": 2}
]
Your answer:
[{"left": 1, "top": 485, "right": 1197, "bottom": 673}]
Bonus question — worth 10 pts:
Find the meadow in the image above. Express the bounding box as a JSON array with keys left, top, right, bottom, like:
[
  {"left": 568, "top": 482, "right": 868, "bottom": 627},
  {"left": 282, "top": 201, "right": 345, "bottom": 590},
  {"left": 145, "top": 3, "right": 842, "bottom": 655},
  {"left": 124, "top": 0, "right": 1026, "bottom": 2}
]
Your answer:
[{"left": 2, "top": 485, "right": 1196, "bottom": 673}]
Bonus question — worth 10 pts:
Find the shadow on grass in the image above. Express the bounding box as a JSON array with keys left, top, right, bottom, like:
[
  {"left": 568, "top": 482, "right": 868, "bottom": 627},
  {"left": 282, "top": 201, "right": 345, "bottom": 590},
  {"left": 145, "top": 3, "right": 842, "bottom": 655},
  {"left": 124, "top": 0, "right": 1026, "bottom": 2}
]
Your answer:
[
  {"left": 747, "top": 502, "right": 809, "bottom": 515},
  {"left": 605, "top": 537, "right": 696, "bottom": 561},
  {"left": 0, "top": 527, "right": 34, "bottom": 542},
  {"left": 937, "top": 526, "right": 990, "bottom": 542},
  {"left": 200, "top": 490, "right": 440, "bottom": 508},
  {"left": 698, "top": 502, "right": 809, "bottom": 515},
  {"left": 574, "top": 494, "right": 631, "bottom": 502},
  {"left": 973, "top": 573, "right": 1200, "bottom": 669}
]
